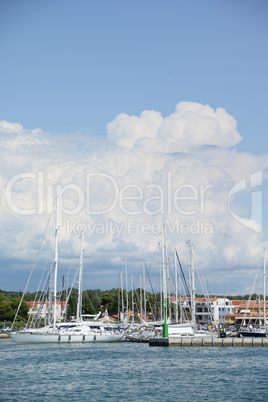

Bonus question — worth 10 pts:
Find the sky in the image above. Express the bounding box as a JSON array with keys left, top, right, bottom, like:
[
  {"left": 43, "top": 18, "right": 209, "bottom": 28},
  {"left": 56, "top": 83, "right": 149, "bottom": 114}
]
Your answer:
[{"left": 0, "top": 0, "right": 268, "bottom": 296}]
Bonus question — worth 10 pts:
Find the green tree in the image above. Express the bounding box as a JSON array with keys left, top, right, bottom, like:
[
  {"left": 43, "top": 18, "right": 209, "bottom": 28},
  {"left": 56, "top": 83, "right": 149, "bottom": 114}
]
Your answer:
[
  {"left": 101, "top": 292, "right": 114, "bottom": 313},
  {"left": 11, "top": 299, "right": 29, "bottom": 320},
  {"left": 0, "top": 301, "right": 14, "bottom": 321}
]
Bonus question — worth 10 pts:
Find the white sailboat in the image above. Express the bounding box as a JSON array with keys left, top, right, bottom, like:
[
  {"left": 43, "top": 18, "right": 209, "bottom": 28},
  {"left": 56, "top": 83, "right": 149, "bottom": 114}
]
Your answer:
[
  {"left": 10, "top": 196, "right": 124, "bottom": 343},
  {"left": 239, "top": 248, "right": 267, "bottom": 338},
  {"left": 167, "top": 241, "right": 195, "bottom": 337},
  {"left": 167, "top": 240, "right": 215, "bottom": 338}
]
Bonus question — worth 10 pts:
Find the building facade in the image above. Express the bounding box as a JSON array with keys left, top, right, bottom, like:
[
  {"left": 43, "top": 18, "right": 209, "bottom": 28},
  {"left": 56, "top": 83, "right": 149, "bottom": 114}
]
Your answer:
[{"left": 28, "top": 300, "right": 66, "bottom": 322}]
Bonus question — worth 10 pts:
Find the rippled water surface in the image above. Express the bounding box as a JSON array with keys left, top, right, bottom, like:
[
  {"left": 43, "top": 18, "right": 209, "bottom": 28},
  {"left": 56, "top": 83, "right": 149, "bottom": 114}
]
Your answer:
[{"left": 1, "top": 339, "right": 268, "bottom": 401}]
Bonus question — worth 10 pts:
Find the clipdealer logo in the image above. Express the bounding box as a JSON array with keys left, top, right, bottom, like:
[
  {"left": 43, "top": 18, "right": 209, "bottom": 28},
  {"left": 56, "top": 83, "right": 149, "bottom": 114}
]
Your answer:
[
  {"left": 5, "top": 171, "right": 213, "bottom": 218},
  {"left": 5, "top": 170, "right": 264, "bottom": 234},
  {"left": 228, "top": 170, "right": 263, "bottom": 232}
]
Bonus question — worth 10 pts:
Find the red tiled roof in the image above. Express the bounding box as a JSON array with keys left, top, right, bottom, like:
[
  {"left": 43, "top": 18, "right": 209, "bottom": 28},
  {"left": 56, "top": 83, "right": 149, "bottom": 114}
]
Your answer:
[
  {"left": 237, "top": 300, "right": 268, "bottom": 309},
  {"left": 231, "top": 300, "right": 243, "bottom": 306},
  {"left": 27, "top": 300, "right": 66, "bottom": 307}
]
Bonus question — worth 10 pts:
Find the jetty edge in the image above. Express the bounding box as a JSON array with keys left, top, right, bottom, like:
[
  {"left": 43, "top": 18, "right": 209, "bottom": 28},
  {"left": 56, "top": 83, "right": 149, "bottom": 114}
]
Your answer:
[{"left": 149, "top": 336, "right": 268, "bottom": 347}]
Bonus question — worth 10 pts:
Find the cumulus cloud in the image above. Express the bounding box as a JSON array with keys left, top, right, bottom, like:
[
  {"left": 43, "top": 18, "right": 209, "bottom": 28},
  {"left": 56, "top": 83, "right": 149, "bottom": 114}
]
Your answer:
[
  {"left": 1, "top": 102, "right": 267, "bottom": 293},
  {"left": 107, "top": 102, "right": 242, "bottom": 152}
]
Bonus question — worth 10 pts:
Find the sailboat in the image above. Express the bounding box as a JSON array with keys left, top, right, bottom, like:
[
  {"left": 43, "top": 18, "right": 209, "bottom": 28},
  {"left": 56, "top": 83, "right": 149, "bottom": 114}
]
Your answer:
[
  {"left": 239, "top": 249, "right": 267, "bottom": 338},
  {"left": 10, "top": 196, "right": 125, "bottom": 343},
  {"left": 165, "top": 239, "right": 215, "bottom": 338}
]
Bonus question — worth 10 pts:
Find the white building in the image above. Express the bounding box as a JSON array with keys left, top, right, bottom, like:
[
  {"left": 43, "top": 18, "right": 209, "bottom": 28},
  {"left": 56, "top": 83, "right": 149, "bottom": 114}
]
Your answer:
[
  {"left": 173, "top": 296, "right": 235, "bottom": 326},
  {"left": 28, "top": 300, "right": 66, "bottom": 322},
  {"left": 211, "top": 298, "right": 234, "bottom": 325}
]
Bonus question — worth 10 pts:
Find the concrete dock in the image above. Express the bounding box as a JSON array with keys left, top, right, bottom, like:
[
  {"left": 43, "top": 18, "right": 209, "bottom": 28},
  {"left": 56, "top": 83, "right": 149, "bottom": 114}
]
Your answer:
[{"left": 149, "top": 336, "right": 268, "bottom": 347}]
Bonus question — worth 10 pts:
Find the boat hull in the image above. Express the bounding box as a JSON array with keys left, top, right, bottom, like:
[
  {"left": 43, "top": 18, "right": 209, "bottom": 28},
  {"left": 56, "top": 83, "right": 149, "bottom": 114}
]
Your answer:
[
  {"left": 168, "top": 323, "right": 194, "bottom": 337},
  {"left": 10, "top": 332, "right": 124, "bottom": 343},
  {"left": 239, "top": 331, "right": 267, "bottom": 338}
]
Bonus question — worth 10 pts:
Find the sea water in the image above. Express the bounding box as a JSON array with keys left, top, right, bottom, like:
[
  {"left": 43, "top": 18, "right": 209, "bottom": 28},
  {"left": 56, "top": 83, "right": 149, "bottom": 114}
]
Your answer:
[{"left": 1, "top": 339, "right": 268, "bottom": 401}]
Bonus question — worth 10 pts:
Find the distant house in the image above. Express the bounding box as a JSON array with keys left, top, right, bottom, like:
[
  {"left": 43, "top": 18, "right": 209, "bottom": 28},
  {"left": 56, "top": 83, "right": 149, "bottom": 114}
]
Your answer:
[
  {"left": 211, "top": 298, "right": 234, "bottom": 325},
  {"left": 224, "top": 299, "right": 268, "bottom": 327},
  {"left": 195, "top": 297, "right": 217, "bottom": 325},
  {"left": 171, "top": 296, "right": 234, "bottom": 325},
  {"left": 27, "top": 300, "right": 66, "bottom": 322}
]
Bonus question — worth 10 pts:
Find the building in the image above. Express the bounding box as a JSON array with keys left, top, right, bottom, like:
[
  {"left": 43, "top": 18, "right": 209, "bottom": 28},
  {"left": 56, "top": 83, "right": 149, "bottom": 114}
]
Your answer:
[
  {"left": 210, "top": 298, "right": 234, "bottom": 325},
  {"left": 171, "top": 296, "right": 234, "bottom": 326},
  {"left": 224, "top": 299, "right": 268, "bottom": 327},
  {"left": 195, "top": 297, "right": 217, "bottom": 325},
  {"left": 28, "top": 300, "right": 66, "bottom": 322}
]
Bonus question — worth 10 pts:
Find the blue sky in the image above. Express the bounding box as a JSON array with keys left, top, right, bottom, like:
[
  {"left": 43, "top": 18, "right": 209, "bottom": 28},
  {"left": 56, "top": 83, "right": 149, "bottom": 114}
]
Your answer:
[
  {"left": 1, "top": 1, "right": 267, "bottom": 148},
  {"left": 0, "top": 0, "right": 268, "bottom": 294}
]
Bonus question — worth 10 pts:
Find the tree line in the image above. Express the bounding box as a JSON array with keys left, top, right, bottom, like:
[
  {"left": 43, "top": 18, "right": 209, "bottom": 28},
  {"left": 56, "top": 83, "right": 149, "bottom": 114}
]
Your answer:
[{"left": 0, "top": 288, "right": 262, "bottom": 326}]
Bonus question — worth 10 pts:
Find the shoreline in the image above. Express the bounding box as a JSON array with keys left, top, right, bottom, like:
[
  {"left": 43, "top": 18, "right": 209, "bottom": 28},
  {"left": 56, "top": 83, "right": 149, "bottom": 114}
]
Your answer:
[{"left": 0, "top": 333, "right": 11, "bottom": 339}]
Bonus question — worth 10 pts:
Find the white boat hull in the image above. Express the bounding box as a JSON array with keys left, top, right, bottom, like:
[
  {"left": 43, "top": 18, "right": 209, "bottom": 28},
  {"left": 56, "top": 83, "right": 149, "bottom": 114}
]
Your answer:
[
  {"left": 10, "top": 332, "right": 124, "bottom": 343},
  {"left": 168, "top": 323, "right": 194, "bottom": 337}
]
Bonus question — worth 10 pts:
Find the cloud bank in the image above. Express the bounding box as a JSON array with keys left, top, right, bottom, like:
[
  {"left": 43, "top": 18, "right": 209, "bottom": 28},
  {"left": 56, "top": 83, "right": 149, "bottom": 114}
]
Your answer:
[
  {"left": 1, "top": 102, "right": 267, "bottom": 293},
  {"left": 107, "top": 102, "right": 242, "bottom": 151}
]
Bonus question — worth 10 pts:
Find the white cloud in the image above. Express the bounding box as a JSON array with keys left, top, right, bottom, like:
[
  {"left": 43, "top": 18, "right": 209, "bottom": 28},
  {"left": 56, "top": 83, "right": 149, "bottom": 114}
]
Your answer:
[
  {"left": 107, "top": 110, "right": 162, "bottom": 150},
  {"left": 0, "top": 120, "right": 48, "bottom": 152},
  {"left": 107, "top": 102, "right": 242, "bottom": 151},
  {"left": 1, "top": 101, "right": 268, "bottom": 293},
  {"left": 0, "top": 120, "right": 23, "bottom": 134}
]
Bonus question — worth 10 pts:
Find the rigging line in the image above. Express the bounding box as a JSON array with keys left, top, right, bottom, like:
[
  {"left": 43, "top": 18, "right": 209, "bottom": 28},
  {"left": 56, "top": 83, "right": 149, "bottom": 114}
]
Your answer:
[
  {"left": 93, "top": 289, "right": 102, "bottom": 306},
  {"left": 166, "top": 244, "right": 176, "bottom": 292},
  {"left": 175, "top": 249, "right": 192, "bottom": 317},
  {"left": 33, "top": 274, "right": 50, "bottom": 328},
  {"left": 194, "top": 258, "right": 215, "bottom": 323},
  {"left": 144, "top": 261, "right": 157, "bottom": 319},
  {"left": 146, "top": 295, "right": 156, "bottom": 321},
  {"left": 190, "top": 248, "right": 216, "bottom": 324},
  {"left": 176, "top": 250, "right": 190, "bottom": 297},
  {"left": 133, "top": 284, "right": 142, "bottom": 320},
  {"left": 66, "top": 263, "right": 80, "bottom": 309},
  {"left": 144, "top": 261, "right": 156, "bottom": 300},
  {"left": 27, "top": 242, "right": 54, "bottom": 327},
  {"left": 12, "top": 213, "right": 52, "bottom": 329},
  {"left": 29, "top": 268, "right": 50, "bottom": 328},
  {"left": 239, "top": 258, "right": 262, "bottom": 329},
  {"left": 58, "top": 236, "right": 80, "bottom": 301}
]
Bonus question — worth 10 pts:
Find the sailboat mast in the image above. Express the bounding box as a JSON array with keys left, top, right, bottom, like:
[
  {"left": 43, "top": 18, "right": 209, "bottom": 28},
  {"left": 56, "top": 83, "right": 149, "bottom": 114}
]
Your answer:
[
  {"left": 131, "top": 273, "right": 134, "bottom": 325},
  {"left": 175, "top": 249, "right": 178, "bottom": 323},
  {"left": 76, "top": 232, "right": 84, "bottom": 322},
  {"left": 120, "top": 272, "right": 124, "bottom": 322},
  {"left": 187, "top": 241, "right": 192, "bottom": 321},
  {"left": 167, "top": 258, "right": 171, "bottom": 322},
  {"left": 118, "top": 273, "right": 120, "bottom": 324},
  {"left": 48, "top": 263, "right": 53, "bottom": 324},
  {"left": 264, "top": 248, "right": 266, "bottom": 327},
  {"left": 159, "top": 242, "right": 163, "bottom": 321},
  {"left": 143, "top": 261, "right": 146, "bottom": 322},
  {"left": 179, "top": 254, "right": 182, "bottom": 324},
  {"left": 53, "top": 195, "right": 59, "bottom": 330},
  {"left": 139, "top": 273, "right": 143, "bottom": 322},
  {"left": 162, "top": 226, "right": 168, "bottom": 337},
  {"left": 125, "top": 258, "right": 128, "bottom": 324},
  {"left": 191, "top": 244, "right": 196, "bottom": 329}
]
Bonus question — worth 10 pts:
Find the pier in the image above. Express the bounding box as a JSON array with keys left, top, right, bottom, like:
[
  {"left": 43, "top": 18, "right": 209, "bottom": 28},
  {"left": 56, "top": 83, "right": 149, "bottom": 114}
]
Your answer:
[{"left": 149, "top": 337, "right": 268, "bottom": 347}]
